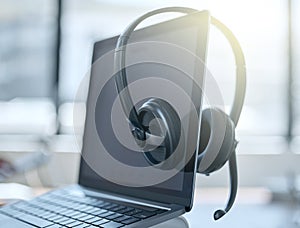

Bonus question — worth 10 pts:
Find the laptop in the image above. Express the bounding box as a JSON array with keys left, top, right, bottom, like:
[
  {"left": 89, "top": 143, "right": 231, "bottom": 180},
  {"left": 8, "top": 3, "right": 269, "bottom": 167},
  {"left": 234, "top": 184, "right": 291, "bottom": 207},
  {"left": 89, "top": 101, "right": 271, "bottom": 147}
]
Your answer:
[{"left": 0, "top": 10, "right": 209, "bottom": 228}]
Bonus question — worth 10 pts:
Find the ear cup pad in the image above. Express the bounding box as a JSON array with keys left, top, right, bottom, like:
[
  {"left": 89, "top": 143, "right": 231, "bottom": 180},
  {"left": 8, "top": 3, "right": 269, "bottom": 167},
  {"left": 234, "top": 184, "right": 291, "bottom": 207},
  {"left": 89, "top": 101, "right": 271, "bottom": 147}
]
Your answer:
[
  {"left": 197, "top": 108, "right": 235, "bottom": 174},
  {"left": 137, "top": 98, "right": 181, "bottom": 168}
]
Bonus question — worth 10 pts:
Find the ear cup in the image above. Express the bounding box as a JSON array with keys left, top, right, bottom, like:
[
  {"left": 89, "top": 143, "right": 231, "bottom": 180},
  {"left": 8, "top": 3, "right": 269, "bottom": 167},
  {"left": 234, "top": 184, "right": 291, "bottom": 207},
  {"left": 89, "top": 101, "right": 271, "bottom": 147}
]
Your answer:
[
  {"left": 197, "top": 108, "right": 235, "bottom": 174},
  {"left": 137, "top": 98, "right": 181, "bottom": 168}
]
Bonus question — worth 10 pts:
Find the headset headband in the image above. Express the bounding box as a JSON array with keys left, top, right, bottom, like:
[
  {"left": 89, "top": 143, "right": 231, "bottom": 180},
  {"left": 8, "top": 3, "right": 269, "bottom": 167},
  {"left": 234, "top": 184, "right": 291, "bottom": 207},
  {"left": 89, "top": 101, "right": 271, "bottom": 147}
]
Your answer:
[
  {"left": 114, "top": 7, "right": 246, "bottom": 128},
  {"left": 113, "top": 7, "right": 246, "bottom": 220}
]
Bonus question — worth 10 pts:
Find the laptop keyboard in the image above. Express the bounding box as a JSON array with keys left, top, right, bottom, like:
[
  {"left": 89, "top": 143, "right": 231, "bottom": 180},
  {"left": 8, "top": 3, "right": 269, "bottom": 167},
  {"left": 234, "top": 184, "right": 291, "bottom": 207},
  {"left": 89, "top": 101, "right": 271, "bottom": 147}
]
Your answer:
[{"left": 0, "top": 189, "right": 166, "bottom": 227}]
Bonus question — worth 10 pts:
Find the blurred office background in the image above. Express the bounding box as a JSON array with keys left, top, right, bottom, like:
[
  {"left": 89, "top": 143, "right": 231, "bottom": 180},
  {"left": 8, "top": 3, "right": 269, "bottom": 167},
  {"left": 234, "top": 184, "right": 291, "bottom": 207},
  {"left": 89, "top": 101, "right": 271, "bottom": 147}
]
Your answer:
[{"left": 1, "top": 0, "right": 300, "bottom": 218}]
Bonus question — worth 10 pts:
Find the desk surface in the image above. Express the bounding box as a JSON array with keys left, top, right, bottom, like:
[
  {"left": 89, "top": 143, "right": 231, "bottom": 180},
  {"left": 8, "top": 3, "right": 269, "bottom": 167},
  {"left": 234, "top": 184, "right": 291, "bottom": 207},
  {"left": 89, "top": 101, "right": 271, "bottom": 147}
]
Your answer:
[
  {"left": 183, "top": 187, "right": 297, "bottom": 228},
  {"left": 6, "top": 186, "right": 299, "bottom": 228},
  {"left": 153, "top": 188, "right": 300, "bottom": 228},
  {"left": 154, "top": 187, "right": 298, "bottom": 228}
]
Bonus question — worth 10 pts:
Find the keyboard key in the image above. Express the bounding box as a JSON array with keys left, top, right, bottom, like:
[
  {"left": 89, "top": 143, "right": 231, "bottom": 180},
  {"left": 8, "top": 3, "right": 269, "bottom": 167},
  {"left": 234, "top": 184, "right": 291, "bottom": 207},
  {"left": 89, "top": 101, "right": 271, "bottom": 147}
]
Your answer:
[
  {"left": 110, "top": 206, "right": 126, "bottom": 212},
  {"left": 113, "top": 215, "right": 131, "bottom": 222},
  {"left": 72, "top": 212, "right": 89, "bottom": 219},
  {"left": 90, "top": 208, "right": 107, "bottom": 216},
  {"left": 106, "top": 213, "right": 122, "bottom": 220},
  {"left": 18, "top": 213, "right": 54, "bottom": 227},
  {"left": 65, "top": 220, "right": 84, "bottom": 227},
  {"left": 40, "top": 212, "right": 55, "bottom": 219},
  {"left": 34, "top": 209, "right": 49, "bottom": 216},
  {"left": 47, "top": 214, "right": 64, "bottom": 221},
  {"left": 79, "top": 197, "right": 98, "bottom": 204},
  {"left": 68, "top": 211, "right": 82, "bottom": 217},
  {"left": 59, "top": 218, "right": 77, "bottom": 225},
  {"left": 46, "top": 225, "right": 62, "bottom": 228},
  {"left": 40, "top": 212, "right": 58, "bottom": 220},
  {"left": 76, "top": 205, "right": 94, "bottom": 211},
  {"left": 63, "top": 209, "right": 78, "bottom": 217},
  {"left": 102, "top": 203, "right": 118, "bottom": 210},
  {"left": 12, "top": 202, "right": 30, "bottom": 210},
  {"left": 94, "top": 202, "right": 110, "bottom": 208},
  {"left": 56, "top": 208, "right": 70, "bottom": 214},
  {"left": 0, "top": 207, "right": 23, "bottom": 217},
  {"left": 133, "top": 211, "right": 156, "bottom": 219},
  {"left": 117, "top": 207, "right": 134, "bottom": 214},
  {"left": 73, "top": 223, "right": 90, "bottom": 228},
  {"left": 98, "top": 211, "right": 115, "bottom": 218},
  {"left": 121, "top": 217, "right": 140, "bottom": 225},
  {"left": 101, "top": 221, "right": 124, "bottom": 228},
  {"left": 85, "top": 216, "right": 100, "bottom": 224},
  {"left": 92, "top": 218, "right": 109, "bottom": 226},
  {"left": 86, "top": 207, "right": 100, "bottom": 214},
  {"left": 124, "top": 209, "right": 141, "bottom": 216},
  {"left": 55, "top": 216, "right": 70, "bottom": 223},
  {"left": 78, "top": 214, "right": 94, "bottom": 221}
]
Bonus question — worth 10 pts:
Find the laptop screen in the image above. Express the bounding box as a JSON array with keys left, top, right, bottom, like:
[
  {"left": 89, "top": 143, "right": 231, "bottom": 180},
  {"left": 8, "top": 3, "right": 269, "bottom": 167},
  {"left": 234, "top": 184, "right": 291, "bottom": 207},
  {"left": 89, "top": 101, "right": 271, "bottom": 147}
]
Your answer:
[{"left": 79, "top": 10, "right": 210, "bottom": 208}]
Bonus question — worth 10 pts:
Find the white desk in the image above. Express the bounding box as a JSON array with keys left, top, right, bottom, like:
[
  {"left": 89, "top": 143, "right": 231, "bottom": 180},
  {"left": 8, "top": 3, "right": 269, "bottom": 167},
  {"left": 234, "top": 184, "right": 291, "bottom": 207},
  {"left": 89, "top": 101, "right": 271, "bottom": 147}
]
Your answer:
[
  {"left": 154, "top": 187, "right": 298, "bottom": 228},
  {"left": 3, "top": 185, "right": 298, "bottom": 228}
]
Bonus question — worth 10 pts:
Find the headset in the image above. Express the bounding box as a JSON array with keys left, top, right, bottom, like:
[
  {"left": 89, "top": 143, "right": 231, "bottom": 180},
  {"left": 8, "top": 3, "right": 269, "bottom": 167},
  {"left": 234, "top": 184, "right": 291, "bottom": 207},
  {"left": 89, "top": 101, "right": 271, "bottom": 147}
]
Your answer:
[{"left": 114, "top": 7, "right": 246, "bottom": 220}]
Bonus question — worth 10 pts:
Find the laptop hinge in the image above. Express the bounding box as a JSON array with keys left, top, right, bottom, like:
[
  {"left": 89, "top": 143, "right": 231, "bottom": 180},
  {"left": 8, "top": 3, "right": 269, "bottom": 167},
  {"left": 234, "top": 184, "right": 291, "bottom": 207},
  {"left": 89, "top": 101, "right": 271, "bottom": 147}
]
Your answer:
[{"left": 79, "top": 186, "right": 175, "bottom": 211}]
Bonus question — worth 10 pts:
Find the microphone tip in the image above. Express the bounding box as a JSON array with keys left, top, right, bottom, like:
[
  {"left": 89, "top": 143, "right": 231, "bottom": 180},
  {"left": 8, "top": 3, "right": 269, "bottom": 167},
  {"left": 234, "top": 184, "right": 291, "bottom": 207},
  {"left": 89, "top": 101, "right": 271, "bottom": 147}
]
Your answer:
[{"left": 214, "top": 209, "right": 226, "bottom": 220}]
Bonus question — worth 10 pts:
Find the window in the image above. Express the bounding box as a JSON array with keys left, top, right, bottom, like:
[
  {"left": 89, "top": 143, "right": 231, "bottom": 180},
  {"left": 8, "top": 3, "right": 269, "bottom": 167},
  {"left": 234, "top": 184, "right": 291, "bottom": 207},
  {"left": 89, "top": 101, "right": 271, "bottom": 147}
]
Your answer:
[
  {"left": 59, "top": 0, "right": 291, "bottom": 153},
  {"left": 291, "top": 0, "right": 300, "bottom": 153},
  {"left": 0, "top": 0, "right": 57, "bottom": 137},
  {"left": 205, "top": 0, "right": 289, "bottom": 154},
  {"left": 1, "top": 0, "right": 299, "bottom": 187},
  {"left": 57, "top": 0, "right": 299, "bottom": 186}
]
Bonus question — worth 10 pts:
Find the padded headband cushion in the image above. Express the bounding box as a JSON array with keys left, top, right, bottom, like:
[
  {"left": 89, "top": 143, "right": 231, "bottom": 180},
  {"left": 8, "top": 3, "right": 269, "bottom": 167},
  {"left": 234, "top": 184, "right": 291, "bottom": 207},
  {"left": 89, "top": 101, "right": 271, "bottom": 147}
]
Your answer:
[{"left": 197, "top": 108, "right": 235, "bottom": 174}]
